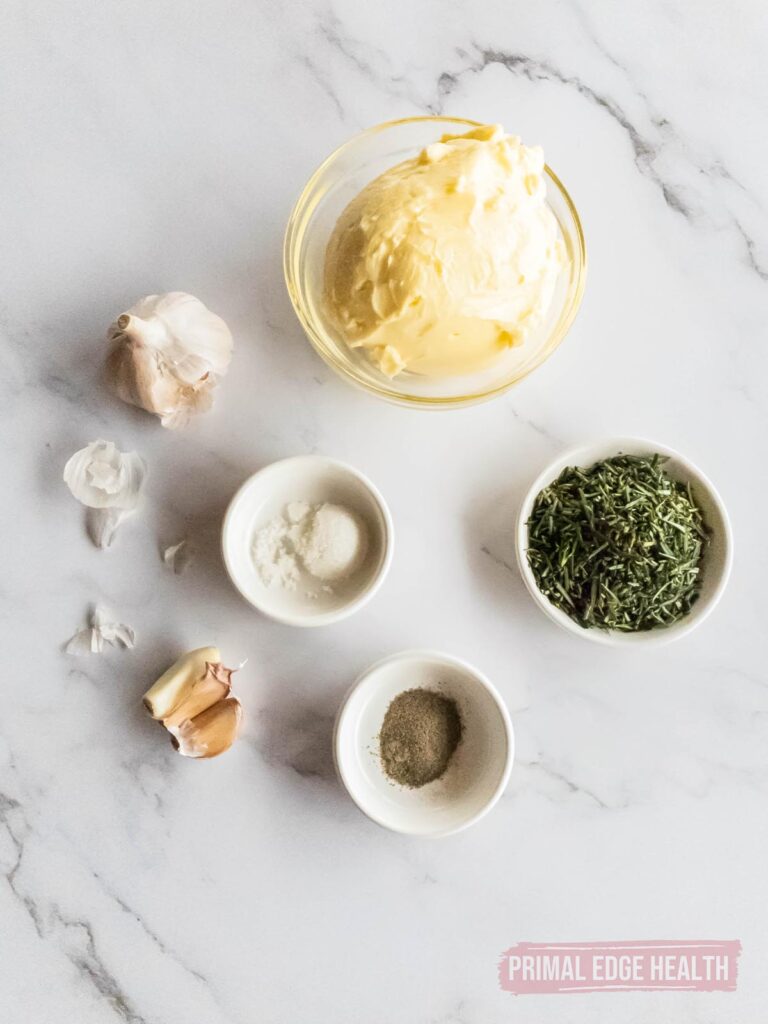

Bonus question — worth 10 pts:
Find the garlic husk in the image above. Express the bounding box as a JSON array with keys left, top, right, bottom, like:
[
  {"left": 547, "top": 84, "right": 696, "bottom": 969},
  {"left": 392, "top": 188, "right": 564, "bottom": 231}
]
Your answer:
[
  {"left": 143, "top": 646, "right": 220, "bottom": 720},
  {"left": 169, "top": 697, "right": 242, "bottom": 759},
  {"left": 107, "top": 292, "right": 233, "bottom": 428},
  {"left": 64, "top": 440, "right": 146, "bottom": 510},
  {"left": 162, "top": 662, "right": 234, "bottom": 730},
  {"left": 65, "top": 605, "right": 135, "bottom": 655},
  {"left": 163, "top": 540, "right": 191, "bottom": 574},
  {"left": 87, "top": 507, "right": 131, "bottom": 549}
]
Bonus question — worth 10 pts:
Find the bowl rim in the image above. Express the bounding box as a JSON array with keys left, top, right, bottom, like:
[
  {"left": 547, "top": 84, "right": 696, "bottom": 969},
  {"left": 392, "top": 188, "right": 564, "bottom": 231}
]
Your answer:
[
  {"left": 333, "top": 648, "right": 515, "bottom": 836},
  {"left": 514, "top": 437, "right": 734, "bottom": 646},
  {"left": 283, "top": 115, "right": 588, "bottom": 409},
  {"left": 221, "top": 454, "right": 394, "bottom": 627}
]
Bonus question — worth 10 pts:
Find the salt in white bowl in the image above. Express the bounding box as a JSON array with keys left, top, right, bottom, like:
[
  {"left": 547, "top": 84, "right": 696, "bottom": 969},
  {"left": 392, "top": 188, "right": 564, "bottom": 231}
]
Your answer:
[{"left": 222, "top": 456, "right": 393, "bottom": 626}]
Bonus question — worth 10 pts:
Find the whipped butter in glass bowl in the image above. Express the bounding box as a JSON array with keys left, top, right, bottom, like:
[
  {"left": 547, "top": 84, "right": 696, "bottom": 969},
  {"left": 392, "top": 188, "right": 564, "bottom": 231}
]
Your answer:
[{"left": 284, "top": 117, "right": 587, "bottom": 409}]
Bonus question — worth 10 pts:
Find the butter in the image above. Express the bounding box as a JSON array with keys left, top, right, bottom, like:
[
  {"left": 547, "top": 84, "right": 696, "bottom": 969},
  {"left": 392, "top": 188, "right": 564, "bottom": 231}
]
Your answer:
[{"left": 324, "top": 124, "right": 565, "bottom": 377}]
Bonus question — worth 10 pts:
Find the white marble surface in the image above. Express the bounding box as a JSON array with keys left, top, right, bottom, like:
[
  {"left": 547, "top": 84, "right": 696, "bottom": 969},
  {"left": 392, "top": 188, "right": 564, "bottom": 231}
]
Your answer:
[{"left": 2, "top": 2, "right": 767, "bottom": 1021}]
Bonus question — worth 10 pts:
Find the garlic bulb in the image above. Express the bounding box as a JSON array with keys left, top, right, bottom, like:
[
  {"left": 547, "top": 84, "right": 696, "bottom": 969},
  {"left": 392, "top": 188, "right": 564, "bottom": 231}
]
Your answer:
[
  {"left": 143, "top": 647, "right": 242, "bottom": 759},
  {"left": 63, "top": 439, "right": 146, "bottom": 547},
  {"left": 106, "top": 292, "right": 233, "bottom": 428}
]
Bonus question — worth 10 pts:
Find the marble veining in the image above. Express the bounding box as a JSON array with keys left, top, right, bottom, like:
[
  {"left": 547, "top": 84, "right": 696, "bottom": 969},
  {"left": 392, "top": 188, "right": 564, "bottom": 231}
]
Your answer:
[{"left": 2, "top": 1, "right": 768, "bottom": 1021}]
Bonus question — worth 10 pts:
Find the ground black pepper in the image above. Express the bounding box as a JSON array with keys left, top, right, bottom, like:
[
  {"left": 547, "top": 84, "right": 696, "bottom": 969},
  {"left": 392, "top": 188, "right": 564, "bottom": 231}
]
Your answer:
[{"left": 379, "top": 688, "right": 462, "bottom": 788}]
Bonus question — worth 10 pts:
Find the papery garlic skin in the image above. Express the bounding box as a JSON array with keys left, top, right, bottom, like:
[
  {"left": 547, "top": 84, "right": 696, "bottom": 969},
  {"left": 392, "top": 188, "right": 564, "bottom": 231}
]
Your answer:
[
  {"left": 64, "top": 440, "right": 146, "bottom": 510},
  {"left": 65, "top": 605, "right": 135, "bottom": 655},
  {"left": 163, "top": 539, "right": 191, "bottom": 574},
  {"left": 87, "top": 507, "right": 130, "bottom": 548},
  {"left": 107, "top": 292, "right": 233, "bottom": 428},
  {"left": 64, "top": 439, "right": 146, "bottom": 548}
]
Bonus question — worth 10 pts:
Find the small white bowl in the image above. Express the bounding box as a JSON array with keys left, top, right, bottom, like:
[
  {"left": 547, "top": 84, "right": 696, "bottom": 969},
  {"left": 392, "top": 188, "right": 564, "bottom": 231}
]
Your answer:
[
  {"left": 222, "top": 456, "right": 393, "bottom": 626},
  {"left": 334, "top": 650, "right": 514, "bottom": 836},
  {"left": 515, "top": 437, "right": 733, "bottom": 646}
]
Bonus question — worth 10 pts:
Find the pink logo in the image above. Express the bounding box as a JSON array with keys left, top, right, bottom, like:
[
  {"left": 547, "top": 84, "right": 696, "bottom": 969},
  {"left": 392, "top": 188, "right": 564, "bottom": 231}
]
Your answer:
[{"left": 498, "top": 940, "right": 741, "bottom": 994}]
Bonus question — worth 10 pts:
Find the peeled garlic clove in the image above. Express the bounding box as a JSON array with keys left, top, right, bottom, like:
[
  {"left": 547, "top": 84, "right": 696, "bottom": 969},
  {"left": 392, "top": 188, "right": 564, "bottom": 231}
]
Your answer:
[
  {"left": 107, "top": 292, "right": 233, "bottom": 428},
  {"left": 162, "top": 662, "right": 234, "bottom": 730},
  {"left": 143, "top": 646, "right": 220, "bottom": 720},
  {"left": 169, "top": 697, "right": 242, "bottom": 759}
]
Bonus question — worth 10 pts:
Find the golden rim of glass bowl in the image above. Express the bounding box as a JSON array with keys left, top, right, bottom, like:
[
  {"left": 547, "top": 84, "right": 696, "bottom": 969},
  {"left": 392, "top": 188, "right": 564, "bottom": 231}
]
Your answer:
[{"left": 283, "top": 116, "right": 588, "bottom": 408}]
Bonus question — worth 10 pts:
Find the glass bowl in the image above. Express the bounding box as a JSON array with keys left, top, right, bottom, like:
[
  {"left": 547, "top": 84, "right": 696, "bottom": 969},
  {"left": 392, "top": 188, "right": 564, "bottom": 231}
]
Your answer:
[{"left": 284, "top": 116, "right": 587, "bottom": 409}]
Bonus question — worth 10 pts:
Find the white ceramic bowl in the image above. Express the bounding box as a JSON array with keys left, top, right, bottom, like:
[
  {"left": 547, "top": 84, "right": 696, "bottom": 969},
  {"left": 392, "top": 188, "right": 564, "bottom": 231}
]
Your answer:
[
  {"left": 515, "top": 438, "right": 733, "bottom": 646},
  {"left": 334, "top": 651, "right": 514, "bottom": 836},
  {"left": 222, "top": 456, "right": 393, "bottom": 626}
]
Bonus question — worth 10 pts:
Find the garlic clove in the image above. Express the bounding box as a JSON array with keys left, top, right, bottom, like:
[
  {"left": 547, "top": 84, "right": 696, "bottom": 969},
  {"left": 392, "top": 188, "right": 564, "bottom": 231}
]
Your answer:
[
  {"left": 162, "top": 662, "right": 234, "bottom": 730},
  {"left": 142, "top": 646, "right": 220, "bottom": 720},
  {"left": 107, "top": 292, "right": 233, "bottom": 428},
  {"left": 169, "top": 697, "right": 242, "bottom": 758}
]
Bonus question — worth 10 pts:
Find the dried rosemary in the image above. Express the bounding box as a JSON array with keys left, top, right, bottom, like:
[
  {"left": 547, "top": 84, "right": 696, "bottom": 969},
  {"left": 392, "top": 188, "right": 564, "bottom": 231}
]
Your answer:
[{"left": 526, "top": 454, "right": 709, "bottom": 632}]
